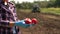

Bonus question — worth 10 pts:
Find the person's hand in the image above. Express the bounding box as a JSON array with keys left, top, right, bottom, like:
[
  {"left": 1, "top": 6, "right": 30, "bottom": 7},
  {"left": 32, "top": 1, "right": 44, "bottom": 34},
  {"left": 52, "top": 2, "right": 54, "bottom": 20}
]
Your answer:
[{"left": 9, "top": 21, "right": 15, "bottom": 27}]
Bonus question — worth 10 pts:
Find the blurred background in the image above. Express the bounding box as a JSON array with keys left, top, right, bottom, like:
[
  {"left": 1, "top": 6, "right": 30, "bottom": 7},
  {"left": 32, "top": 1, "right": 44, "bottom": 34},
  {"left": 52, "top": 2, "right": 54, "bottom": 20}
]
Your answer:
[{"left": 10, "top": 0, "right": 60, "bottom": 34}]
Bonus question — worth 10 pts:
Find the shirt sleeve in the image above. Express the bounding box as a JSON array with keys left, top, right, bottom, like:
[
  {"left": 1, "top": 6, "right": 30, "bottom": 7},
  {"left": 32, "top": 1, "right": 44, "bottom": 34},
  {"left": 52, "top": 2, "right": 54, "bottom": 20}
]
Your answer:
[{"left": 8, "top": 2, "right": 18, "bottom": 21}]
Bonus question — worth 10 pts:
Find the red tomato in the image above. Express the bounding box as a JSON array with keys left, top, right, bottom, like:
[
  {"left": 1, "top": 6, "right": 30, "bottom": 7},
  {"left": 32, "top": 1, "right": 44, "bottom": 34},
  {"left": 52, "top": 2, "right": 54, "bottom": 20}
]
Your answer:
[
  {"left": 24, "top": 18, "right": 32, "bottom": 24},
  {"left": 32, "top": 18, "right": 38, "bottom": 24}
]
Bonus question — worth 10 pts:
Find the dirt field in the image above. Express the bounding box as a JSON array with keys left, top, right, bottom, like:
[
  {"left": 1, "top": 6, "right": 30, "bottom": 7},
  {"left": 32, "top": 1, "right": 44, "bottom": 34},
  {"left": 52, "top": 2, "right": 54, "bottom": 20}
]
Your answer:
[{"left": 17, "top": 12, "right": 60, "bottom": 34}]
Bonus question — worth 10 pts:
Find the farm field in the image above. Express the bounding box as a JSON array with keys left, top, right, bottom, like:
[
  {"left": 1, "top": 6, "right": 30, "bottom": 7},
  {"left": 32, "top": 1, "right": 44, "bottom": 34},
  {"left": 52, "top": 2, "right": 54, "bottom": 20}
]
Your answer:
[{"left": 17, "top": 8, "right": 60, "bottom": 34}]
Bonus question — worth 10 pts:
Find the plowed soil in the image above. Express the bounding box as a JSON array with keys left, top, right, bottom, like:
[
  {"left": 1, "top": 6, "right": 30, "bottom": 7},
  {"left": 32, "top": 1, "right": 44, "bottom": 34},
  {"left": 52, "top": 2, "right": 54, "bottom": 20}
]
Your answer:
[{"left": 17, "top": 12, "right": 60, "bottom": 34}]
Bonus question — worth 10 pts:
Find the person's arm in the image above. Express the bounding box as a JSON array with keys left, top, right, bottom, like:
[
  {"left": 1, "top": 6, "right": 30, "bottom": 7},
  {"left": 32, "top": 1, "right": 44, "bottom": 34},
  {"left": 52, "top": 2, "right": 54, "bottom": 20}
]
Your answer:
[
  {"left": 9, "top": 20, "right": 30, "bottom": 28},
  {"left": 9, "top": 18, "right": 37, "bottom": 28}
]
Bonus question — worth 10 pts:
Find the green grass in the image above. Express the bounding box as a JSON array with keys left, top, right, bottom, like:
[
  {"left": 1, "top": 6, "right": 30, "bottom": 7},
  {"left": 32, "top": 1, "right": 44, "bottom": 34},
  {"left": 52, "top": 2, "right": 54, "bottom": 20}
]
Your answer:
[
  {"left": 41, "top": 8, "right": 60, "bottom": 15},
  {"left": 17, "top": 9, "right": 31, "bottom": 13},
  {"left": 17, "top": 8, "right": 60, "bottom": 15}
]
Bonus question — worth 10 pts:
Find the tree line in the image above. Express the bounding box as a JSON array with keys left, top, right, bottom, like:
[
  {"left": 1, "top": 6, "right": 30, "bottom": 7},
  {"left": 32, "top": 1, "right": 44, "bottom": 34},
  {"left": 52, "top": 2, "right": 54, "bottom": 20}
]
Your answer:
[{"left": 11, "top": 0, "right": 60, "bottom": 9}]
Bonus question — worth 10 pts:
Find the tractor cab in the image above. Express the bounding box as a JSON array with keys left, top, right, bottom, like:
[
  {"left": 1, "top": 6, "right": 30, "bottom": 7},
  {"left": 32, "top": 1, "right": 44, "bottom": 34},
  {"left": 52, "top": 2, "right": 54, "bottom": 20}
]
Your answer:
[{"left": 32, "top": 4, "right": 40, "bottom": 13}]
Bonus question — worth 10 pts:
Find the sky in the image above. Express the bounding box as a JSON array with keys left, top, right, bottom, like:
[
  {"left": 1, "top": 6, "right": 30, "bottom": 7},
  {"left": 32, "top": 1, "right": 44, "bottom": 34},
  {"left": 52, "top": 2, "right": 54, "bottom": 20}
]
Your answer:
[{"left": 9, "top": 0, "right": 49, "bottom": 3}]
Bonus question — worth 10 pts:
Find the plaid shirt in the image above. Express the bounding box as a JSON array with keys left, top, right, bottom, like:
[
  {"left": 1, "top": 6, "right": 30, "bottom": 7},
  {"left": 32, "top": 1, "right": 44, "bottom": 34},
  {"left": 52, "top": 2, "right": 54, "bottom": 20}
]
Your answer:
[{"left": 0, "top": 2, "right": 18, "bottom": 34}]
